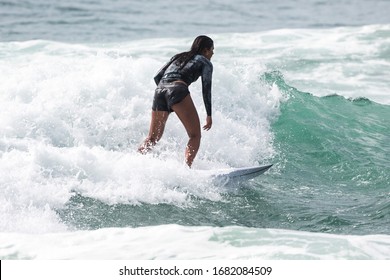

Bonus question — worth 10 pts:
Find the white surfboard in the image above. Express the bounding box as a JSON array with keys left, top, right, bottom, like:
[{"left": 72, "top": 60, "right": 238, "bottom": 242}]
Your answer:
[{"left": 210, "top": 164, "right": 273, "bottom": 184}]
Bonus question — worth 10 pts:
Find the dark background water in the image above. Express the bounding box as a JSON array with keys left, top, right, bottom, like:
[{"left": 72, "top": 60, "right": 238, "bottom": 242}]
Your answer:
[{"left": 1, "top": 0, "right": 390, "bottom": 43}]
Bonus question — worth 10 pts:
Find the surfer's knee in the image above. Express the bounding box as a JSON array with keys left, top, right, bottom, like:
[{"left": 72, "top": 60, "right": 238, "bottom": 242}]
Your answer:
[
  {"left": 187, "top": 131, "right": 201, "bottom": 142},
  {"left": 187, "top": 124, "right": 201, "bottom": 140}
]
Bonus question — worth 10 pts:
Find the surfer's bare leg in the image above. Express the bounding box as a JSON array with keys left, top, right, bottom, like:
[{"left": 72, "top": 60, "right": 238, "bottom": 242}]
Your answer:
[
  {"left": 171, "top": 94, "right": 201, "bottom": 168},
  {"left": 138, "top": 110, "right": 169, "bottom": 154}
]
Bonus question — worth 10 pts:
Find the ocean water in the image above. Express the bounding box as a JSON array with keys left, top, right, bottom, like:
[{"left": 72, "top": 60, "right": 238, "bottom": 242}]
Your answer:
[{"left": 0, "top": 0, "right": 389, "bottom": 260}]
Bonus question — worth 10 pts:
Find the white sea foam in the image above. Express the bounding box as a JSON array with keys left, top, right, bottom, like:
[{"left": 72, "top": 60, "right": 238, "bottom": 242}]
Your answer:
[
  {"left": 1, "top": 225, "right": 389, "bottom": 260},
  {"left": 268, "top": 25, "right": 390, "bottom": 104},
  {"left": 0, "top": 36, "right": 278, "bottom": 233}
]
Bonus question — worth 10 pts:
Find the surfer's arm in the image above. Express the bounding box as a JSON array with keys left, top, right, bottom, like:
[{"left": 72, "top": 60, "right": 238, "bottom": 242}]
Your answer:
[
  {"left": 153, "top": 55, "right": 177, "bottom": 85},
  {"left": 201, "top": 61, "right": 213, "bottom": 117},
  {"left": 153, "top": 62, "right": 169, "bottom": 85}
]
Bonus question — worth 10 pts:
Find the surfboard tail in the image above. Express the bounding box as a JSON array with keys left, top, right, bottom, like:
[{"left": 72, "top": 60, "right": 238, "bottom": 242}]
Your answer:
[{"left": 213, "top": 164, "right": 273, "bottom": 181}]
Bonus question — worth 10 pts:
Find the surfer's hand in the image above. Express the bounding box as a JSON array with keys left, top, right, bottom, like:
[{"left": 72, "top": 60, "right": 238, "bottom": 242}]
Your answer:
[{"left": 203, "top": 116, "right": 212, "bottom": 131}]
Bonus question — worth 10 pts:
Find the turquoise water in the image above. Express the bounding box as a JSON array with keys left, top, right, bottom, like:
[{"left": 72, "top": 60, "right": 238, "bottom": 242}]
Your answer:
[
  {"left": 0, "top": 0, "right": 389, "bottom": 259},
  {"left": 264, "top": 71, "right": 390, "bottom": 234}
]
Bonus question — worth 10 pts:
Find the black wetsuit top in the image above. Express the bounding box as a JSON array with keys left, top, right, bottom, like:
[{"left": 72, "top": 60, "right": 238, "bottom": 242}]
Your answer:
[{"left": 154, "top": 54, "right": 213, "bottom": 116}]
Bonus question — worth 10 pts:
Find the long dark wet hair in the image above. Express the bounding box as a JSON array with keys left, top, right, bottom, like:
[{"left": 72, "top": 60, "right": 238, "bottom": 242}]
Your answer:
[{"left": 174, "top": 35, "right": 214, "bottom": 69}]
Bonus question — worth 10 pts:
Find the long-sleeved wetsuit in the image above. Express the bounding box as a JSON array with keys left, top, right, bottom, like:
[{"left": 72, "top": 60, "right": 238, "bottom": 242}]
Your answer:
[{"left": 153, "top": 54, "right": 213, "bottom": 116}]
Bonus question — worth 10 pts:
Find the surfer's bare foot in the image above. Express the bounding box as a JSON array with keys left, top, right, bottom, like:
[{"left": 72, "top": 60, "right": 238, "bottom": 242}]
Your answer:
[{"left": 138, "top": 139, "right": 155, "bottom": 154}]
